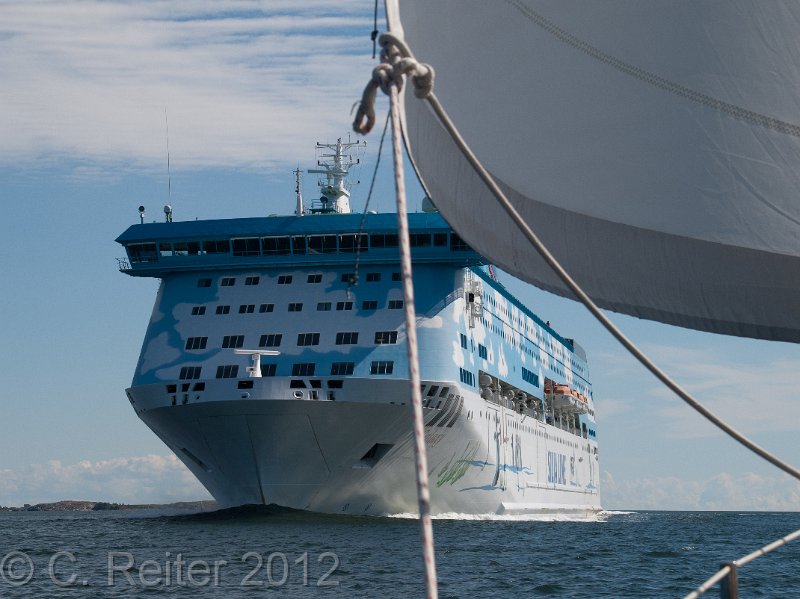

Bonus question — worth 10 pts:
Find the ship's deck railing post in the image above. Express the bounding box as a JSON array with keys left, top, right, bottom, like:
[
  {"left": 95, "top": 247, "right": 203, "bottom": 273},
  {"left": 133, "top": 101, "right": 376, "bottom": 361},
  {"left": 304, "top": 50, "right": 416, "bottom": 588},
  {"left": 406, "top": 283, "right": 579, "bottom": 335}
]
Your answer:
[
  {"left": 683, "top": 527, "right": 800, "bottom": 599},
  {"left": 718, "top": 563, "right": 737, "bottom": 599}
]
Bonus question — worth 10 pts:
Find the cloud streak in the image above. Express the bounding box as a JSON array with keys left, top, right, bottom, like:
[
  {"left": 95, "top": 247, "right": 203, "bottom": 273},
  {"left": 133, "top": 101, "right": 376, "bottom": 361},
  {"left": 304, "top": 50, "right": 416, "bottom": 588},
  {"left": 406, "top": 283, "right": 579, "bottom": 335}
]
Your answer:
[
  {"left": 0, "top": 0, "right": 377, "bottom": 171},
  {"left": 602, "top": 470, "right": 800, "bottom": 511}
]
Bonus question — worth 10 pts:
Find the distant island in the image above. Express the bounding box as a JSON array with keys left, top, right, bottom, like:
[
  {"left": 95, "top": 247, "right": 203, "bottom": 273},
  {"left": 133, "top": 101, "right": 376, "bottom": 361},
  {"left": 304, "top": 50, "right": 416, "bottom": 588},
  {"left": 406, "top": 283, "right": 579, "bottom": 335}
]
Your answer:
[{"left": 0, "top": 500, "right": 217, "bottom": 512}]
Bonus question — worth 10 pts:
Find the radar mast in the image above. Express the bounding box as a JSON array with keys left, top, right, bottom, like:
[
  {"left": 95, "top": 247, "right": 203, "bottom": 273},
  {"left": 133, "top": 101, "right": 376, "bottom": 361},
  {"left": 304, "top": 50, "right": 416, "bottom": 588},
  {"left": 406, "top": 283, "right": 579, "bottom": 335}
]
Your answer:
[{"left": 307, "top": 137, "right": 365, "bottom": 214}]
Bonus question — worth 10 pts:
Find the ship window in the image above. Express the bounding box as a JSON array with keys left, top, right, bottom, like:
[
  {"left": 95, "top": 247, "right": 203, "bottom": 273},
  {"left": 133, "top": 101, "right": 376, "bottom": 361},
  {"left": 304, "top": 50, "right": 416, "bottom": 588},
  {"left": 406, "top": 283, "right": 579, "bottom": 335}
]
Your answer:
[
  {"left": 450, "top": 233, "right": 470, "bottom": 251},
  {"left": 478, "top": 344, "right": 488, "bottom": 359},
  {"left": 191, "top": 306, "right": 206, "bottom": 316},
  {"left": 291, "top": 236, "right": 307, "bottom": 254},
  {"left": 297, "top": 332, "right": 320, "bottom": 346},
  {"left": 239, "top": 304, "right": 255, "bottom": 314},
  {"left": 290, "top": 379, "right": 306, "bottom": 388},
  {"left": 317, "top": 302, "right": 332, "bottom": 311},
  {"left": 179, "top": 366, "right": 202, "bottom": 380},
  {"left": 245, "top": 276, "right": 260, "bottom": 286},
  {"left": 307, "top": 273, "right": 323, "bottom": 283},
  {"left": 197, "top": 278, "right": 212, "bottom": 288},
  {"left": 175, "top": 241, "right": 200, "bottom": 255},
  {"left": 327, "top": 379, "right": 344, "bottom": 388},
  {"left": 278, "top": 275, "right": 293, "bottom": 285},
  {"left": 309, "top": 379, "right": 322, "bottom": 389},
  {"left": 232, "top": 238, "right": 261, "bottom": 256},
  {"left": 341, "top": 272, "right": 356, "bottom": 283},
  {"left": 388, "top": 300, "right": 403, "bottom": 310},
  {"left": 258, "top": 334, "right": 282, "bottom": 347},
  {"left": 439, "top": 386, "right": 450, "bottom": 397},
  {"left": 370, "top": 361, "right": 394, "bottom": 375},
  {"left": 362, "top": 300, "right": 378, "bottom": 310},
  {"left": 221, "top": 277, "right": 236, "bottom": 287},
  {"left": 193, "top": 382, "right": 205, "bottom": 391},
  {"left": 292, "top": 363, "right": 316, "bottom": 376},
  {"left": 409, "top": 233, "right": 431, "bottom": 247},
  {"left": 426, "top": 385, "right": 439, "bottom": 397},
  {"left": 336, "top": 301, "right": 353, "bottom": 311},
  {"left": 185, "top": 337, "right": 208, "bottom": 350},
  {"left": 238, "top": 380, "right": 254, "bottom": 389},
  {"left": 261, "top": 363, "right": 277, "bottom": 377},
  {"left": 460, "top": 333, "right": 468, "bottom": 349},
  {"left": 366, "top": 272, "right": 381, "bottom": 282},
  {"left": 222, "top": 335, "right": 244, "bottom": 349},
  {"left": 459, "top": 368, "right": 475, "bottom": 386},
  {"left": 335, "top": 332, "right": 359, "bottom": 345},
  {"left": 259, "top": 303, "right": 274, "bottom": 313},
  {"left": 433, "top": 233, "right": 448, "bottom": 246},
  {"left": 216, "top": 305, "right": 230, "bottom": 315},
  {"left": 370, "top": 233, "right": 398, "bottom": 248},
  {"left": 339, "top": 234, "right": 367, "bottom": 253},
  {"left": 127, "top": 243, "right": 158, "bottom": 263},
  {"left": 331, "top": 362, "right": 354, "bottom": 376},
  {"left": 308, "top": 235, "right": 337, "bottom": 254},
  {"left": 216, "top": 365, "right": 239, "bottom": 378},
  {"left": 288, "top": 302, "right": 303, "bottom": 312},
  {"left": 374, "top": 331, "right": 398, "bottom": 344},
  {"left": 203, "top": 240, "right": 229, "bottom": 254},
  {"left": 159, "top": 242, "right": 173, "bottom": 257},
  {"left": 166, "top": 384, "right": 177, "bottom": 393},
  {"left": 262, "top": 236, "right": 291, "bottom": 255}
]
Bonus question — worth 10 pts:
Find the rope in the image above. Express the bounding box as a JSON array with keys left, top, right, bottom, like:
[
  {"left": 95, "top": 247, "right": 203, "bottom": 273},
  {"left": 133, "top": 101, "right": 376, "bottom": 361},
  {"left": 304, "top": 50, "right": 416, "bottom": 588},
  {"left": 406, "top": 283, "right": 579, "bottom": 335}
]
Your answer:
[
  {"left": 353, "top": 34, "right": 438, "bottom": 599},
  {"left": 353, "top": 33, "right": 800, "bottom": 482},
  {"left": 347, "top": 110, "right": 391, "bottom": 300},
  {"left": 353, "top": 33, "right": 434, "bottom": 135},
  {"left": 683, "top": 526, "right": 800, "bottom": 598},
  {"left": 370, "top": 0, "right": 379, "bottom": 59}
]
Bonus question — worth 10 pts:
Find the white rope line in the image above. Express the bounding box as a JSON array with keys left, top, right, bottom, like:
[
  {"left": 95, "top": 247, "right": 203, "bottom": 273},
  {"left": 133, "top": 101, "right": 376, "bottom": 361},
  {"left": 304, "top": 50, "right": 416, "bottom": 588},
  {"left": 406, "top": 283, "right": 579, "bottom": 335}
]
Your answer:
[
  {"left": 354, "top": 34, "right": 438, "bottom": 599},
  {"left": 683, "top": 527, "right": 800, "bottom": 598},
  {"left": 356, "top": 32, "right": 800, "bottom": 485}
]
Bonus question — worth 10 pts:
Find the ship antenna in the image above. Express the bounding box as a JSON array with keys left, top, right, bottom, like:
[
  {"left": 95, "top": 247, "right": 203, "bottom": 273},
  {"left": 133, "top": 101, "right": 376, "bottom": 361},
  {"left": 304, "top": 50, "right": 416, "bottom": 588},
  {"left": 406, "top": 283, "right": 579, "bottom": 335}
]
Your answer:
[
  {"left": 294, "top": 167, "right": 304, "bottom": 216},
  {"left": 165, "top": 107, "right": 171, "bottom": 200}
]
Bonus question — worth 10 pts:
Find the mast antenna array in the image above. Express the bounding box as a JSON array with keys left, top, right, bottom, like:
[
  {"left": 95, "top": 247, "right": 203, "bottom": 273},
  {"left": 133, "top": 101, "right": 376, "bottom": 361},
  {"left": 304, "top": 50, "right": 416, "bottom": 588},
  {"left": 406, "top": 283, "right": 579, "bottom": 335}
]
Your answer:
[{"left": 307, "top": 137, "right": 366, "bottom": 214}]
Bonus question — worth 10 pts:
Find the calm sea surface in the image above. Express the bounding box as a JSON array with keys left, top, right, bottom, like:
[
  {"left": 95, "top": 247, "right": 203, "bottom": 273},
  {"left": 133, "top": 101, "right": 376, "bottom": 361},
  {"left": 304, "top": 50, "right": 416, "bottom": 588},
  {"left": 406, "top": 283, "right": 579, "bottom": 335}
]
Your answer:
[{"left": 0, "top": 508, "right": 797, "bottom": 598}]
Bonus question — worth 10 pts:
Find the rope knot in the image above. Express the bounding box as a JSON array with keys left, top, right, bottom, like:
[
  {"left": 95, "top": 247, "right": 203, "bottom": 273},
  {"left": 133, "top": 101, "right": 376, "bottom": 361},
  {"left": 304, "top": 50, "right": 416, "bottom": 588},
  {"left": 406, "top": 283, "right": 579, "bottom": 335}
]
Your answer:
[{"left": 353, "top": 33, "right": 434, "bottom": 134}]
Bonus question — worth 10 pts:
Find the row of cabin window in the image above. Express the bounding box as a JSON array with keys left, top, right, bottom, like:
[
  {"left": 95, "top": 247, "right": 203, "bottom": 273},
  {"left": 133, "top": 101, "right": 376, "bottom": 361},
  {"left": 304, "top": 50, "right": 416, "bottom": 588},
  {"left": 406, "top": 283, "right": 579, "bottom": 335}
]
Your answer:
[
  {"left": 128, "top": 233, "right": 471, "bottom": 262},
  {"left": 190, "top": 299, "right": 403, "bottom": 316},
  {"left": 185, "top": 331, "right": 398, "bottom": 350},
  {"left": 197, "top": 271, "right": 401, "bottom": 289},
  {"left": 178, "top": 360, "right": 394, "bottom": 380}
]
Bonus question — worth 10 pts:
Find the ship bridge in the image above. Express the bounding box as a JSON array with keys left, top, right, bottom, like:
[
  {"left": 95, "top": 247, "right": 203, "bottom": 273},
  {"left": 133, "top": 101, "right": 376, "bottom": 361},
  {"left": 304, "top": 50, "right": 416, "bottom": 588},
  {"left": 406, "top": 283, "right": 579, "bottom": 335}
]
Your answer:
[{"left": 116, "top": 212, "right": 484, "bottom": 276}]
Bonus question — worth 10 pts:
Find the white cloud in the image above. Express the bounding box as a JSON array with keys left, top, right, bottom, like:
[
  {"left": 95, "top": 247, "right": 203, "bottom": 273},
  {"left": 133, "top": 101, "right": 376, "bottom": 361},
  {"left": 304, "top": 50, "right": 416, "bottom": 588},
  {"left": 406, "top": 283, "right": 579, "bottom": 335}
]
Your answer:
[
  {"left": 0, "top": 0, "right": 377, "bottom": 171},
  {"left": 604, "top": 343, "right": 800, "bottom": 439},
  {"left": 0, "top": 454, "right": 209, "bottom": 507},
  {"left": 602, "top": 470, "right": 800, "bottom": 511}
]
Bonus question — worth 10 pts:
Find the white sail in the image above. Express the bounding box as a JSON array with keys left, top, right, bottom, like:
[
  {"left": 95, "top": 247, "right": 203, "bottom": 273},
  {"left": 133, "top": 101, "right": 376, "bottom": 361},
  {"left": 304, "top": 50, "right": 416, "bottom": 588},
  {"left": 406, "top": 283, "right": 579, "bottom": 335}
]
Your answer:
[{"left": 388, "top": 0, "right": 800, "bottom": 342}]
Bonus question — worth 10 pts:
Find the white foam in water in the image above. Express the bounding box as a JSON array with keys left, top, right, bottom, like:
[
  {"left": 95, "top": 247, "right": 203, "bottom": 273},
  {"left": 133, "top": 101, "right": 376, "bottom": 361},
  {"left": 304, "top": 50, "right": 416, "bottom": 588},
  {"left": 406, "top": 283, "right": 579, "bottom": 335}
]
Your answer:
[{"left": 385, "top": 510, "right": 633, "bottom": 522}]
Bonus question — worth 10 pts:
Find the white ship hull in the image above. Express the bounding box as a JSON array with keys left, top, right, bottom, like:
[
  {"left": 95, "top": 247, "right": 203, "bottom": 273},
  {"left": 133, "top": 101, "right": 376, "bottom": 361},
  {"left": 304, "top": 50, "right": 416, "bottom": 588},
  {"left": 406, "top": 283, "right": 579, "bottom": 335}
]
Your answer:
[{"left": 129, "top": 378, "right": 601, "bottom": 517}]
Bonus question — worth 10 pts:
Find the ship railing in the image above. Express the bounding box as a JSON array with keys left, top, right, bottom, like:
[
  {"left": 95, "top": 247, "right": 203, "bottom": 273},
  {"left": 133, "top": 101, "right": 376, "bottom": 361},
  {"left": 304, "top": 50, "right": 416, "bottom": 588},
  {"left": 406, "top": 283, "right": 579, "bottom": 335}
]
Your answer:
[
  {"left": 116, "top": 257, "right": 131, "bottom": 271},
  {"left": 683, "top": 526, "right": 800, "bottom": 598}
]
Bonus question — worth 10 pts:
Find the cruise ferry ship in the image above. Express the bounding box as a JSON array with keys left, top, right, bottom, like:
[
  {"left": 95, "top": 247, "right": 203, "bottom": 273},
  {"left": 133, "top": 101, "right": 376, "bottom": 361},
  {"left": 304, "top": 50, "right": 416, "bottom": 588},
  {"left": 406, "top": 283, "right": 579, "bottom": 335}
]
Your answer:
[{"left": 116, "top": 140, "right": 601, "bottom": 516}]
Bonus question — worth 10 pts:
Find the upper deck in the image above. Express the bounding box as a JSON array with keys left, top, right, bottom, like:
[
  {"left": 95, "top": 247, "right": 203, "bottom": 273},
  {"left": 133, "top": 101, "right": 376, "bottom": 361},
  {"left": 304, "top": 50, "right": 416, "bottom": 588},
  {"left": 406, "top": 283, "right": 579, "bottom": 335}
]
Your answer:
[{"left": 117, "top": 212, "right": 484, "bottom": 276}]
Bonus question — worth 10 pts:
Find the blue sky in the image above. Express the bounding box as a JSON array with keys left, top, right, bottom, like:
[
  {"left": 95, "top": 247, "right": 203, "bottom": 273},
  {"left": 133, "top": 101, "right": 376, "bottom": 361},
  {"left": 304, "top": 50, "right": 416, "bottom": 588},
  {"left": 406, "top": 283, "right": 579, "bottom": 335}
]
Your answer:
[{"left": 0, "top": 0, "right": 798, "bottom": 511}]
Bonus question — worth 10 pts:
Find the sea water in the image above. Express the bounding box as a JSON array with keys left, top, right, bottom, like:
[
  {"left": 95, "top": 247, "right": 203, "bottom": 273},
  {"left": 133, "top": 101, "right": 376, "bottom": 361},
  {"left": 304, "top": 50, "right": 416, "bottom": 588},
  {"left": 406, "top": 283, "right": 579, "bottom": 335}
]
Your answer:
[{"left": 0, "top": 508, "right": 797, "bottom": 598}]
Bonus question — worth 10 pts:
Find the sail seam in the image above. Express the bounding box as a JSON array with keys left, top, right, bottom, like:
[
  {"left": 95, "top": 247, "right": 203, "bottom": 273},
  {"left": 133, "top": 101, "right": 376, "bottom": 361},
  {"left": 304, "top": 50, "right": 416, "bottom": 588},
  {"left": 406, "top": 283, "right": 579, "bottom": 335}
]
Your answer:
[{"left": 505, "top": 0, "right": 800, "bottom": 139}]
